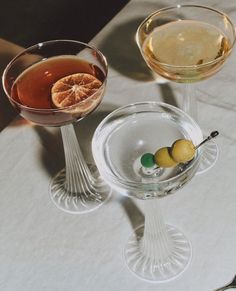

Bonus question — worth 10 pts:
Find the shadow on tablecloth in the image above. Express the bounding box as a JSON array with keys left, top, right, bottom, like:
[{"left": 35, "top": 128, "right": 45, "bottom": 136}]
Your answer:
[{"left": 98, "top": 15, "right": 179, "bottom": 108}]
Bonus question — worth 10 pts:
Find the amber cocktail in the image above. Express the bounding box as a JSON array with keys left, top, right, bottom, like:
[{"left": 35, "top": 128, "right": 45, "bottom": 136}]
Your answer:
[{"left": 2, "top": 40, "right": 111, "bottom": 214}]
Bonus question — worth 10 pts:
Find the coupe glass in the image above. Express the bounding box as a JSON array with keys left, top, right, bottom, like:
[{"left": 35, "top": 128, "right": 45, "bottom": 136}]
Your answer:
[
  {"left": 92, "top": 102, "right": 203, "bottom": 282},
  {"left": 136, "top": 5, "right": 236, "bottom": 174},
  {"left": 2, "top": 40, "right": 111, "bottom": 214}
]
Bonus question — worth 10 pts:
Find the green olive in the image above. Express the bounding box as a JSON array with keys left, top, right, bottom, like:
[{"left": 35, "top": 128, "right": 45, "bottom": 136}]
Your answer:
[
  {"left": 171, "top": 139, "right": 195, "bottom": 163},
  {"left": 140, "top": 153, "right": 155, "bottom": 168},
  {"left": 154, "top": 147, "right": 178, "bottom": 168}
]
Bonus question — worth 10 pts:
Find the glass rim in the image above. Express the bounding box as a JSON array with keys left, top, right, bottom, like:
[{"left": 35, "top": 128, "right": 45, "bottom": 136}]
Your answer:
[
  {"left": 136, "top": 4, "right": 236, "bottom": 69},
  {"left": 2, "top": 39, "right": 108, "bottom": 113},
  {"left": 92, "top": 101, "right": 202, "bottom": 190}
]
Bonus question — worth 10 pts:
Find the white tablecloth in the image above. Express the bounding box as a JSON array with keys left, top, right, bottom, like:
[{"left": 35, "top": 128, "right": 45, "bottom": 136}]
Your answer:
[{"left": 1, "top": 1, "right": 236, "bottom": 290}]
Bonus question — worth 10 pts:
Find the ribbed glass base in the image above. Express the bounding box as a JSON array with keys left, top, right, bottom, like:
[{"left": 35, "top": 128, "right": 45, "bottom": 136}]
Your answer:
[
  {"left": 50, "top": 166, "right": 111, "bottom": 214},
  {"left": 49, "top": 123, "right": 111, "bottom": 214},
  {"left": 124, "top": 224, "right": 192, "bottom": 282}
]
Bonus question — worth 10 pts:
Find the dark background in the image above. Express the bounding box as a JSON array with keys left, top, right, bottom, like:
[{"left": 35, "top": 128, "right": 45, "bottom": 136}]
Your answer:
[
  {"left": 0, "top": 0, "right": 129, "bottom": 46},
  {"left": 0, "top": 0, "right": 129, "bottom": 130}
]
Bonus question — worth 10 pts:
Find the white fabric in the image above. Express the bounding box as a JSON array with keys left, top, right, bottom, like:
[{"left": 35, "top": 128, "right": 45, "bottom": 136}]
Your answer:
[{"left": 1, "top": 0, "right": 236, "bottom": 290}]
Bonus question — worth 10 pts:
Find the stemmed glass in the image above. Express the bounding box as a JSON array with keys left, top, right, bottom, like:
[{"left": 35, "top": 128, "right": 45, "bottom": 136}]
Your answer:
[
  {"left": 136, "top": 5, "right": 236, "bottom": 174},
  {"left": 92, "top": 102, "right": 203, "bottom": 282},
  {"left": 2, "top": 40, "right": 111, "bottom": 214}
]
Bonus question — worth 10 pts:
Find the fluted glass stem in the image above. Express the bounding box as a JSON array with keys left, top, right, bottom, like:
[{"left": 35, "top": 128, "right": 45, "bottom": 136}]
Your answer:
[
  {"left": 61, "top": 123, "right": 96, "bottom": 195},
  {"left": 182, "top": 83, "right": 219, "bottom": 174},
  {"left": 141, "top": 199, "right": 173, "bottom": 262},
  {"left": 50, "top": 123, "right": 111, "bottom": 214},
  {"left": 124, "top": 197, "right": 192, "bottom": 281},
  {"left": 183, "top": 83, "right": 198, "bottom": 121}
]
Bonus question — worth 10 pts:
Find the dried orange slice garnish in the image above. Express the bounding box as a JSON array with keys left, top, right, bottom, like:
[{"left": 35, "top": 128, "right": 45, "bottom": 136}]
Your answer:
[{"left": 51, "top": 73, "right": 102, "bottom": 109}]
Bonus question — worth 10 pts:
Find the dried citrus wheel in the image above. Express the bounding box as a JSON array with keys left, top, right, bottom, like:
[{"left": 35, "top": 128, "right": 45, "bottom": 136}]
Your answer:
[{"left": 51, "top": 73, "right": 102, "bottom": 110}]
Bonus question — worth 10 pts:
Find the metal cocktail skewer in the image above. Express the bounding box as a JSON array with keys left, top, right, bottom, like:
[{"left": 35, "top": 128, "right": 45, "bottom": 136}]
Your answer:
[
  {"left": 141, "top": 131, "right": 219, "bottom": 176},
  {"left": 195, "top": 131, "right": 219, "bottom": 149}
]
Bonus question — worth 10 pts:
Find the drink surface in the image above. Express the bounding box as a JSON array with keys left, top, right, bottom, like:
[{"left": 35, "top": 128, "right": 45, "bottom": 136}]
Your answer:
[
  {"left": 93, "top": 102, "right": 202, "bottom": 199},
  {"left": 11, "top": 56, "right": 105, "bottom": 109},
  {"left": 102, "top": 112, "right": 189, "bottom": 182},
  {"left": 143, "top": 20, "right": 230, "bottom": 66},
  {"left": 142, "top": 20, "right": 231, "bottom": 81}
]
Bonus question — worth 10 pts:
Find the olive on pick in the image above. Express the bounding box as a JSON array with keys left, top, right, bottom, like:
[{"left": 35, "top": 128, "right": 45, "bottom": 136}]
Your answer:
[
  {"left": 154, "top": 147, "right": 178, "bottom": 168},
  {"left": 171, "top": 139, "right": 195, "bottom": 163},
  {"left": 140, "top": 131, "right": 219, "bottom": 171}
]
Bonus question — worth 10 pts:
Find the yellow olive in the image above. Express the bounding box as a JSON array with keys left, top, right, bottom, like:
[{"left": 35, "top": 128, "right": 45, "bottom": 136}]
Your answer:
[
  {"left": 154, "top": 147, "right": 178, "bottom": 168},
  {"left": 171, "top": 139, "right": 195, "bottom": 163}
]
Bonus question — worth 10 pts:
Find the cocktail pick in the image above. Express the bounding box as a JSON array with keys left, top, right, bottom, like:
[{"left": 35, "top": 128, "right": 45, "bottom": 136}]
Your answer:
[
  {"left": 195, "top": 131, "right": 219, "bottom": 149},
  {"left": 140, "top": 130, "right": 219, "bottom": 169}
]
